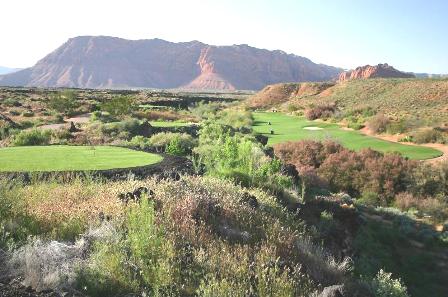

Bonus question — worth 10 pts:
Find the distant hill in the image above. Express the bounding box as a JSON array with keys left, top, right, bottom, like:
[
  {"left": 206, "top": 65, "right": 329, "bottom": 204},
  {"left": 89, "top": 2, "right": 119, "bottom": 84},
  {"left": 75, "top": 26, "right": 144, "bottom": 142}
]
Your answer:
[
  {"left": 0, "top": 66, "right": 22, "bottom": 75},
  {"left": 0, "top": 36, "right": 342, "bottom": 90},
  {"left": 414, "top": 73, "right": 448, "bottom": 79},
  {"left": 248, "top": 78, "right": 448, "bottom": 122},
  {"left": 338, "top": 63, "right": 415, "bottom": 81}
]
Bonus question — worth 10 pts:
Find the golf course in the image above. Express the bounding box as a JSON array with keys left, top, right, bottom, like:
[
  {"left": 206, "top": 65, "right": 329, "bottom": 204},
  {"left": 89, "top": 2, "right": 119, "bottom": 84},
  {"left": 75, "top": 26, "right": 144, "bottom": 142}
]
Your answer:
[
  {"left": 0, "top": 145, "right": 163, "bottom": 172},
  {"left": 253, "top": 112, "right": 442, "bottom": 160}
]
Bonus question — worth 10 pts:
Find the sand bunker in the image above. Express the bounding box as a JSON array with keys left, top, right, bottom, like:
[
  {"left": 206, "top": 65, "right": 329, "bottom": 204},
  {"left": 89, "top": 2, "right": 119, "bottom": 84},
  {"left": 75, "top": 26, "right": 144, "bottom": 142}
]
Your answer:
[{"left": 303, "top": 126, "right": 324, "bottom": 130}]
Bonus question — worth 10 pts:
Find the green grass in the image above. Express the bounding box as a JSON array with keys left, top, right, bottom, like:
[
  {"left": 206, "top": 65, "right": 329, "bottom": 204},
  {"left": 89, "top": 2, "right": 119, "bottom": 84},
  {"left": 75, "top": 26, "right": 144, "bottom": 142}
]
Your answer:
[
  {"left": 0, "top": 145, "right": 163, "bottom": 172},
  {"left": 150, "top": 121, "right": 191, "bottom": 127},
  {"left": 253, "top": 112, "right": 442, "bottom": 160}
]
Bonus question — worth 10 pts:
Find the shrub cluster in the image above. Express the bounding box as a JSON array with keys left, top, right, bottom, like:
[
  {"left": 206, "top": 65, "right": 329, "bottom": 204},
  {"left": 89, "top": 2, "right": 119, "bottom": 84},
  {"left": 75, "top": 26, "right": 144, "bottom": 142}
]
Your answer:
[
  {"left": 195, "top": 122, "right": 291, "bottom": 191},
  {"left": 411, "top": 128, "right": 447, "bottom": 144},
  {"left": 304, "top": 103, "right": 337, "bottom": 120},
  {"left": 367, "top": 114, "right": 390, "bottom": 133},
  {"left": 274, "top": 140, "right": 416, "bottom": 204},
  {"left": 12, "top": 129, "right": 52, "bottom": 146}
]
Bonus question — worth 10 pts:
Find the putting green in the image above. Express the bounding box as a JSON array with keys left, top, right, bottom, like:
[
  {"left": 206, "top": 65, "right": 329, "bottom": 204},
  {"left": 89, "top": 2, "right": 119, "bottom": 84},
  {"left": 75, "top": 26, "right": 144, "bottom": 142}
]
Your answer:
[
  {"left": 253, "top": 112, "right": 442, "bottom": 160},
  {"left": 0, "top": 145, "right": 163, "bottom": 172}
]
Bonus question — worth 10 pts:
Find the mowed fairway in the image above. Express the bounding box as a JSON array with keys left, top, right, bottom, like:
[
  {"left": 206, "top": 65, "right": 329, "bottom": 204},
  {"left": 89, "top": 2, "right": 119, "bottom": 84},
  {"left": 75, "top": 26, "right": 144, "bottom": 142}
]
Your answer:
[
  {"left": 0, "top": 145, "right": 163, "bottom": 172},
  {"left": 253, "top": 112, "right": 442, "bottom": 160}
]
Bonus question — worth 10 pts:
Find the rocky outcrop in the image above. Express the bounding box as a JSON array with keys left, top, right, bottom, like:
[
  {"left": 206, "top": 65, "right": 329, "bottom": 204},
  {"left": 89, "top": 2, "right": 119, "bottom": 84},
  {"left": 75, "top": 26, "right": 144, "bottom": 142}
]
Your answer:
[
  {"left": 0, "top": 36, "right": 342, "bottom": 90},
  {"left": 338, "top": 63, "right": 415, "bottom": 82}
]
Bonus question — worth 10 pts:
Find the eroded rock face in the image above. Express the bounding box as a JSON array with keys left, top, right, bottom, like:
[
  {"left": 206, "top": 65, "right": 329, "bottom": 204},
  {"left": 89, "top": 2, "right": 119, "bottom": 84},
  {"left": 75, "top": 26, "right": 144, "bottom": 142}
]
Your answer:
[
  {"left": 338, "top": 63, "right": 415, "bottom": 81},
  {"left": 0, "top": 36, "right": 342, "bottom": 90}
]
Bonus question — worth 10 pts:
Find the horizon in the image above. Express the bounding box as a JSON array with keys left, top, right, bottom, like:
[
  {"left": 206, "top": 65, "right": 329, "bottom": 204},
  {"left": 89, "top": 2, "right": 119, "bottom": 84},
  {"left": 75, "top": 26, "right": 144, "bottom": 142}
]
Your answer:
[{"left": 1, "top": 0, "right": 447, "bottom": 73}]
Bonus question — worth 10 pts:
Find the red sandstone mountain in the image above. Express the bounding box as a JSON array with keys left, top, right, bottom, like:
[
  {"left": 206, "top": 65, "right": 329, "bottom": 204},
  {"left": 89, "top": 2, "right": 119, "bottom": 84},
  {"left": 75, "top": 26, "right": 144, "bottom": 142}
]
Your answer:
[
  {"left": 338, "top": 63, "right": 415, "bottom": 82},
  {"left": 0, "top": 36, "right": 342, "bottom": 90}
]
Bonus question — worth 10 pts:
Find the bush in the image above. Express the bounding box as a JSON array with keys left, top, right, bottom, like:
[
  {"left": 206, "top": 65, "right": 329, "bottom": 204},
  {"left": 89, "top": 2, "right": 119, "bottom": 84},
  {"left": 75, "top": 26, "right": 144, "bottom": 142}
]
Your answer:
[
  {"left": 411, "top": 128, "right": 447, "bottom": 144},
  {"left": 217, "top": 109, "right": 253, "bottom": 129},
  {"left": 21, "top": 110, "right": 34, "bottom": 117},
  {"left": 78, "top": 199, "right": 175, "bottom": 296},
  {"left": 12, "top": 129, "right": 52, "bottom": 146},
  {"left": 358, "top": 191, "right": 381, "bottom": 206},
  {"left": 149, "top": 132, "right": 197, "bottom": 155},
  {"left": 371, "top": 269, "right": 409, "bottom": 297},
  {"left": 304, "top": 104, "right": 337, "bottom": 120},
  {"left": 190, "top": 101, "right": 222, "bottom": 119},
  {"left": 195, "top": 123, "right": 292, "bottom": 191},
  {"left": 367, "top": 114, "right": 390, "bottom": 133},
  {"left": 4, "top": 98, "right": 21, "bottom": 107},
  {"left": 128, "top": 135, "right": 151, "bottom": 150},
  {"left": 101, "top": 96, "right": 135, "bottom": 118},
  {"left": 275, "top": 140, "right": 416, "bottom": 202},
  {"left": 48, "top": 90, "right": 78, "bottom": 115},
  {"left": 386, "top": 119, "right": 412, "bottom": 134}
]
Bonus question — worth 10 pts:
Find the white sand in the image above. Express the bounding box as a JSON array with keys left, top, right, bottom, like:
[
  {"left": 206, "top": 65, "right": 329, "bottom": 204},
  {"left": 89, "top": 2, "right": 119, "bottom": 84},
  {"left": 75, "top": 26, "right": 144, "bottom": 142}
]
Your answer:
[{"left": 303, "top": 126, "right": 324, "bottom": 131}]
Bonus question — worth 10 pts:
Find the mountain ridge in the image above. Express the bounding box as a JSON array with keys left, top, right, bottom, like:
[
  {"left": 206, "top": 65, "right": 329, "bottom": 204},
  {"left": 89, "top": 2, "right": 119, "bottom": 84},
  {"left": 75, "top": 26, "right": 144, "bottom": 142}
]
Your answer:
[{"left": 0, "top": 36, "right": 342, "bottom": 90}]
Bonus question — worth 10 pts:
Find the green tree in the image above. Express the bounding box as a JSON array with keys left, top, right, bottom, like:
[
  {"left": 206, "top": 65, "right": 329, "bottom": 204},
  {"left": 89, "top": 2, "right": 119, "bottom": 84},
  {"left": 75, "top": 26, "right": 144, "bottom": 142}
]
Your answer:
[
  {"left": 101, "top": 96, "right": 135, "bottom": 118},
  {"left": 48, "top": 90, "right": 78, "bottom": 115}
]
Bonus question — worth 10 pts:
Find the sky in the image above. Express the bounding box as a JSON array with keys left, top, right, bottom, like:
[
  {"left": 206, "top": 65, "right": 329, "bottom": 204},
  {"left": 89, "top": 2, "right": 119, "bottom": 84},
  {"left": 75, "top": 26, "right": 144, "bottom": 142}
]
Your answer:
[{"left": 0, "top": 0, "right": 447, "bottom": 73}]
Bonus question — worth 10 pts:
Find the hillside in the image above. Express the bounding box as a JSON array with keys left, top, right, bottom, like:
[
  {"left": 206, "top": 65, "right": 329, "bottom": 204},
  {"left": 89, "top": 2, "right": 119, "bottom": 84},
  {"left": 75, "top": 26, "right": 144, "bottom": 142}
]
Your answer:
[
  {"left": 249, "top": 78, "right": 448, "bottom": 123},
  {"left": 0, "top": 66, "right": 21, "bottom": 75},
  {"left": 0, "top": 36, "right": 342, "bottom": 90}
]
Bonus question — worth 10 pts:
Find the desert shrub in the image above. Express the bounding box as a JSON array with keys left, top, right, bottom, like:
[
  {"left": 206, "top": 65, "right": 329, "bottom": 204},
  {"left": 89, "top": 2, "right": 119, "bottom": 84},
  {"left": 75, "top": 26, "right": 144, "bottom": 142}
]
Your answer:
[
  {"left": 135, "top": 109, "right": 196, "bottom": 122},
  {"left": 0, "top": 123, "right": 19, "bottom": 140},
  {"left": 85, "top": 119, "right": 143, "bottom": 143},
  {"left": 274, "top": 140, "right": 344, "bottom": 170},
  {"left": 127, "top": 135, "right": 151, "bottom": 150},
  {"left": 217, "top": 109, "right": 253, "bottom": 129},
  {"left": 410, "top": 162, "right": 447, "bottom": 197},
  {"left": 296, "top": 237, "right": 352, "bottom": 287},
  {"left": 197, "top": 245, "right": 309, "bottom": 297},
  {"left": 78, "top": 198, "right": 175, "bottom": 296},
  {"left": 304, "top": 103, "right": 337, "bottom": 120},
  {"left": 48, "top": 90, "right": 78, "bottom": 115},
  {"left": 394, "top": 192, "right": 419, "bottom": 211},
  {"left": 101, "top": 96, "right": 135, "bottom": 118},
  {"left": 190, "top": 101, "right": 222, "bottom": 119},
  {"left": 386, "top": 118, "right": 412, "bottom": 134},
  {"left": 411, "top": 128, "right": 447, "bottom": 144},
  {"left": 21, "top": 110, "right": 34, "bottom": 117},
  {"left": 370, "top": 269, "right": 409, "bottom": 297},
  {"left": 344, "top": 105, "right": 376, "bottom": 118},
  {"left": 367, "top": 114, "right": 390, "bottom": 133},
  {"left": 319, "top": 149, "right": 414, "bottom": 202},
  {"left": 275, "top": 140, "right": 415, "bottom": 202},
  {"left": 12, "top": 128, "right": 52, "bottom": 146},
  {"left": 287, "top": 104, "right": 300, "bottom": 112},
  {"left": 195, "top": 122, "right": 292, "bottom": 190},
  {"left": 0, "top": 179, "right": 39, "bottom": 249},
  {"left": 51, "top": 128, "right": 72, "bottom": 144},
  {"left": 90, "top": 111, "right": 115, "bottom": 123},
  {"left": 346, "top": 116, "right": 365, "bottom": 130},
  {"left": 358, "top": 191, "right": 381, "bottom": 206},
  {"left": 9, "top": 109, "right": 20, "bottom": 116},
  {"left": 4, "top": 98, "right": 21, "bottom": 107},
  {"left": 149, "top": 132, "right": 197, "bottom": 155}
]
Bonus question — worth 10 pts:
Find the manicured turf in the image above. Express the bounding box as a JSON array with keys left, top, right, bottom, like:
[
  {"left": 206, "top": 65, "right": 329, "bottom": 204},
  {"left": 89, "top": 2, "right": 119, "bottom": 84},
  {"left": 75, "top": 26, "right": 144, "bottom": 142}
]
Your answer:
[
  {"left": 253, "top": 112, "right": 442, "bottom": 160},
  {"left": 0, "top": 145, "right": 163, "bottom": 172}
]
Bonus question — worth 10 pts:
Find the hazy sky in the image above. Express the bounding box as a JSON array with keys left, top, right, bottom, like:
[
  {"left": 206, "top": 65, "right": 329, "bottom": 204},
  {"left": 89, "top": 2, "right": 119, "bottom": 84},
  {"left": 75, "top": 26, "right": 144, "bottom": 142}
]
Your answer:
[{"left": 1, "top": 0, "right": 447, "bottom": 73}]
